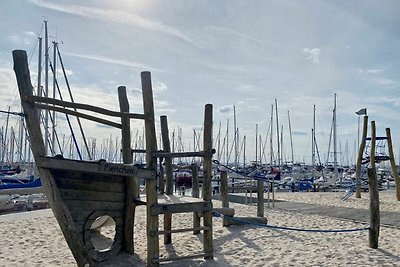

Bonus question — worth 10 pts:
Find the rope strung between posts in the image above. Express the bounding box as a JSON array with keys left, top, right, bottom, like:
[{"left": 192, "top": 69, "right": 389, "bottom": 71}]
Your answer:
[{"left": 212, "top": 211, "right": 370, "bottom": 233}]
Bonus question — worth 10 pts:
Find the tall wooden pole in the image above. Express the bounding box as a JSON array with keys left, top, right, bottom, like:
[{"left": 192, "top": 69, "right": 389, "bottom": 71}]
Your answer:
[
  {"left": 141, "top": 71, "right": 159, "bottom": 266},
  {"left": 368, "top": 120, "right": 380, "bottom": 249},
  {"left": 355, "top": 116, "right": 368, "bottom": 198},
  {"left": 160, "top": 115, "right": 173, "bottom": 244},
  {"left": 203, "top": 104, "right": 214, "bottom": 259},
  {"left": 385, "top": 128, "right": 400, "bottom": 201},
  {"left": 118, "top": 86, "right": 136, "bottom": 254}
]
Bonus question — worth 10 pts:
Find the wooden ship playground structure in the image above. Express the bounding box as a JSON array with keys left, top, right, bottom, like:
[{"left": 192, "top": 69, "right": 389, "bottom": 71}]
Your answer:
[{"left": 12, "top": 49, "right": 399, "bottom": 266}]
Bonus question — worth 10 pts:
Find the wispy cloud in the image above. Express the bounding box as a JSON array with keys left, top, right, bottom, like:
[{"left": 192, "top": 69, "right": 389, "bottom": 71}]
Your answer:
[
  {"left": 377, "top": 78, "right": 396, "bottom": 86},
  {"left": 64, "top": 52, "right": 163, "bottom": 72},
  {"left": 302, "top": 48, "right": 321, "bottom": 64},
  {"left": 218, "top": 105, "right": 233, "bottom": 114},
  {"left": 153, "top": 81, "right": 168, "bottom": 93},
  {"left": 205, "top": 26, "right": 264, "bottom": 46},
  {"left": 358, "top": 68, "right": 384, "bottom": 74},
  {"left": 29, "top": 0, "right": 193, "bottom": 44}
]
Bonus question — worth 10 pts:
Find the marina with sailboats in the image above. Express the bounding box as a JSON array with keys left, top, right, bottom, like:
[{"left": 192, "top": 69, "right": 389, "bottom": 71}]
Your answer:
[{"left": 1, "top": 1, "right": 400, "bottom": 265}]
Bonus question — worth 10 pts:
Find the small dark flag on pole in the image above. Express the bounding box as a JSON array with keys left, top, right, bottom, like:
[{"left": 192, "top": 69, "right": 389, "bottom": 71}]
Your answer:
[{"left": 356, "top": 108, "right": 367, "bottom": 115}]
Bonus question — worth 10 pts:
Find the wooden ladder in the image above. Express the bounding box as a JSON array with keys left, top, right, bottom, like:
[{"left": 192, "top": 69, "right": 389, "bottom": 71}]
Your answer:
[{"left": 140, "top": 73, "right": 214, "bottom": 266}]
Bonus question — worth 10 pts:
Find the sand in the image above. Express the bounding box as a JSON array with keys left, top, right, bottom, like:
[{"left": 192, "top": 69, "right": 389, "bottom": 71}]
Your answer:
[{"left": 0, "top": 191, "right": 399, "bottom": 267}]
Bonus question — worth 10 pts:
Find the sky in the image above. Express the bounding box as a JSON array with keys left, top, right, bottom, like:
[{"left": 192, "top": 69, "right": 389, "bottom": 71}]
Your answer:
[{"left": 0, "top": 0, "right": 399, "bottom": 165}]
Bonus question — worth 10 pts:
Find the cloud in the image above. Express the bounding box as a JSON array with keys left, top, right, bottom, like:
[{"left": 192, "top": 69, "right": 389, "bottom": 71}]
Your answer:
[
  {"left": 302, "top": 48, "right": 321, "bottom": 64},
  {"left": 29, "top": 0, "right": 193, "bottom": 44},
  {"left": 205, "top": 26, "right": 264, "bottom": 46},
  {"left": 64, "top": 52, "right": 163, "bottom": 72},
  {"left": 218, "top": 105, "right": 233, "bottom": 114},
  {"left": 358, "top": 68, "right": 384, "bottom": 74},
  {"left": 153, "top": 81, "right": 167, "bottom": 93},
  {"left": 377, "top": 78, "right": 396, "bottom": 86}
]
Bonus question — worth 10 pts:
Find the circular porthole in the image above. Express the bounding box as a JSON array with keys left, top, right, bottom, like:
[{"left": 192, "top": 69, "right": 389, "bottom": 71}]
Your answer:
[
  {"left": 84, "top": 212, "right": 122, "bottom": 262},
  {"left": 90, "top": 215, "right": 116, "bottom": 251}
]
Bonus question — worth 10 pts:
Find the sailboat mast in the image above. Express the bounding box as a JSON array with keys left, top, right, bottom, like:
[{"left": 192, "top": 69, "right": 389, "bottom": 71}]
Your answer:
[
  {"left": 312, "top": 105, "right": 316, "bottom": 174},
  {"left": 275, "top": 99, "right": 280, "bottom": 169},
  {"left": 287, "top": 110, "right": 294, "bottom": 164},
  {"left": 37, "top": 37, "right": 42, "bottom": 97},
  {"left": 51, "top": 41, "right": 57, "bottom": 156},
  {"left": 44, "top": 20, "right": 49, "bottom": 155},
  {"left": 255, "top": 124, "right": 258, "bottom": 165},
  {"left": 233, "top": 105, "right": 238, "bottom": 169},
  {"left": 333, "top": 94, "right": 339, "bottom": 180},
  {"left": 270, "top": 104, "right": 273, "bottom": 166}
]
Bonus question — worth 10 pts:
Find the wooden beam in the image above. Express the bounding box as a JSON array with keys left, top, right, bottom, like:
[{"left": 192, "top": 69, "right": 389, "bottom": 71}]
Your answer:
[
  {"left": 34, "top": 103, "right": 122, "bottom": 129},
  {"left": 26, "top": 95, "right": 146, "bottom": 120},
  {"left": 151, "top": 201, "right": 212, "bottom": 215},
  {"left": 35, "top": 157, "right": 154, "bottom": 179}
]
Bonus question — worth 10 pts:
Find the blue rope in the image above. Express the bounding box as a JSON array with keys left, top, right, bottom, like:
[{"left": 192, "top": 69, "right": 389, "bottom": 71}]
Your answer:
[{"left": 213, "top": 212, "right": 370, "bottom": 233}]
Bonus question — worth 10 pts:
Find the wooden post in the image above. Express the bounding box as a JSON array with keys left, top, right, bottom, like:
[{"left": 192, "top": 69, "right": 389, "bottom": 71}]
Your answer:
[
  {"left": 118, "top": 86, "right": 136, "bottom": 254},
  {"left": 13, "top": 50, "right": 94, "bottom": 266},
  {"left": 141, "top": 71, "right": 159, "bottom": 266},
  {"left": 160, "top": 115, "right": 173, "bottom": 244},
  {"left": 159, "top": 159, "right": 165, "bottom": 194},
  {"left": 191, "top": 164, "right": 201, "bottom": 234},
  {"left": 220, "top": 171, "right": 230, "bottom": 227},
  {"left": 386, "top": 128, "right": 400, "bottom": 201},
  {"left": 356, "top": 116, "right": 368, "bottom": 198},
  {"left": 202, "top": 104, "right": 214, "bottom": 259},
  {"left": 368, "top": 121, "right": 380, "bottom": 249},
  {"left": 257, "top": 179, "right": 264, "bottom": 217}
]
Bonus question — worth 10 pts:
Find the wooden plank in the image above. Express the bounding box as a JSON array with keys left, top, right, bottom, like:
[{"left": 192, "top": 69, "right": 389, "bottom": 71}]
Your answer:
[
  {"left": 151, "top": 201, "right": 212, "bottom": 215},
  {"left": 142, "top": 71, "right": 159, "bottom": 267},
  {"left": 257, "top": 179, "right": 264, "bottom": 217},
  {"left": 34, "top": 102, "right": 122, "bottom": 129},
  {"left": 59, "top": 188, "right": 125, "bottom": 202},
  {"left": 53, "top": 171, "right": 125, "bottom": 183},
  {"left": 55, "top": 177, "right": 125, "bottom": 193},
  {"left": 118, "top": 86, "right": 136, "bottom": 254},
  {"left": 154, "top": 253, "right": 213, "bottom": 264},
  {"left": 220, "top": 171, "right": 230, "bottom": 227},
  {"left": 13, "top": 49, "right": 94, "bottom": 266},
  {"left": 153, "top": 226, "right": 211, "bottom": 236},
  {"left": 27, "top": 95, "right": 146, "bottom": 120},
  {"left": 36, "top": 156, "right": 154, "bottom": 179},
  {"left": 64, "top": 200, "right": 125, "bottom": 211}
]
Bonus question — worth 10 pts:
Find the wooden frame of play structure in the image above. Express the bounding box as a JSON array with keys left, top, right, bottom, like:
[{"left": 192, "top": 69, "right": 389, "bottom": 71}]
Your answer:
[{"left": 13, "top": 49, "right": 214, "bottom": 266}]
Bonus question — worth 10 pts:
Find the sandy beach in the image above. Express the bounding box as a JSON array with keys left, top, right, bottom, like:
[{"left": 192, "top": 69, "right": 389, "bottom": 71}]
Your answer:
[{"left": 0, "top": 191, "right": 399, "bottom": 267}]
